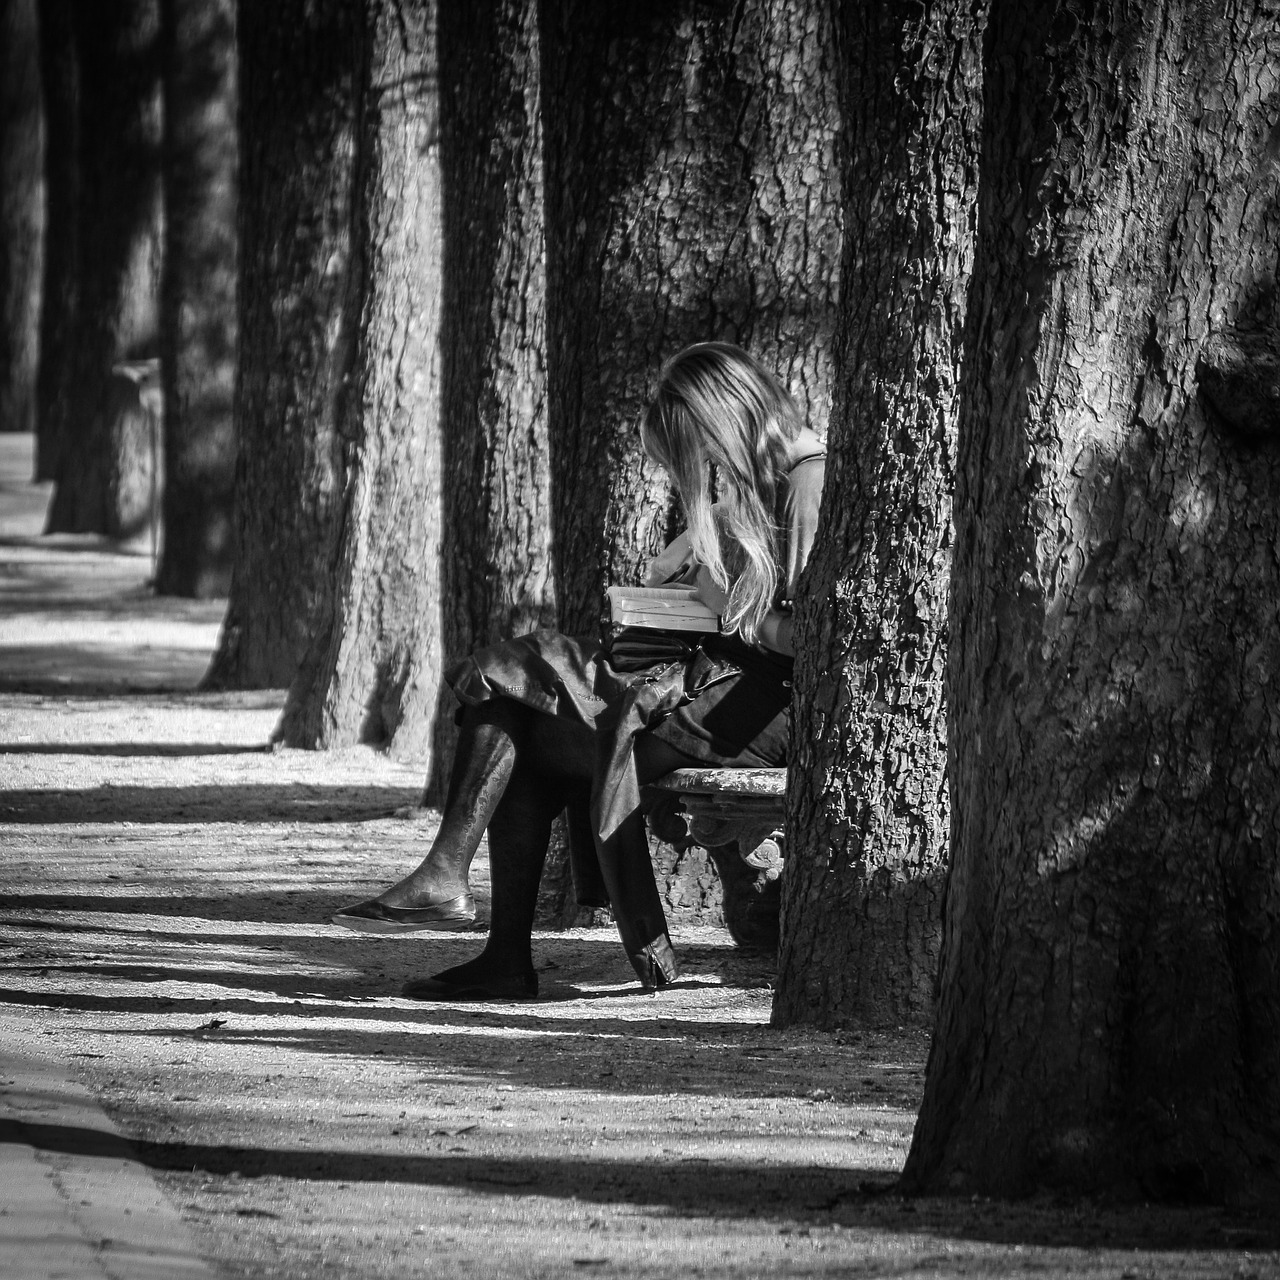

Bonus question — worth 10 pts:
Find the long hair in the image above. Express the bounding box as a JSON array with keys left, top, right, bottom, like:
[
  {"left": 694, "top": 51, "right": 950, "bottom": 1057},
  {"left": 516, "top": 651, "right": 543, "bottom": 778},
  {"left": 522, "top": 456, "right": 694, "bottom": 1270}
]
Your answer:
[{"left": 641, "top": 342, "right": 802, "bottom": 643}]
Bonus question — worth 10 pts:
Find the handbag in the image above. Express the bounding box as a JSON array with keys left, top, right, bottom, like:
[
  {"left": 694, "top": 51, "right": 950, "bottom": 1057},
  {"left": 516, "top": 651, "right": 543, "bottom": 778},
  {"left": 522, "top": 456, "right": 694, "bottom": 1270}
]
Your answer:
[
  {"left": 601, "top": 585, "right": 720, "bottom": 673},
  {"left": 604, "top": 626, "right": 706, "bottom": 672}
]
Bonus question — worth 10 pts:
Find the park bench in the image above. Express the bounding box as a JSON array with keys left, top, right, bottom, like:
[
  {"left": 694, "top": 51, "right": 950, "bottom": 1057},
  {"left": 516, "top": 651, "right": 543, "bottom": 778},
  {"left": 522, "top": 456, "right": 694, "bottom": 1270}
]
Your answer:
[{"left": 643, "top": 767, "right": 787, "bottom": 950}]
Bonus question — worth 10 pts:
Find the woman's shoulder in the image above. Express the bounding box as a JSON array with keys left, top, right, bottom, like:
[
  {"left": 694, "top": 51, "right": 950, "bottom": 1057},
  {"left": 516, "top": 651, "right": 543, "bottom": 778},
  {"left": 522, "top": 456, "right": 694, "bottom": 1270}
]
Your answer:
[
  {"left": 783, "top": 433, "right": 826, "bottom": 493},
  {"left": 785, "top": 429, "right": 826, "bottom": 472},
  {"left": 779, "top": 446, "right": 825, "bottom": 529},
  {"left": 788, "top": 451, "right": 826, "bottom": 478}
]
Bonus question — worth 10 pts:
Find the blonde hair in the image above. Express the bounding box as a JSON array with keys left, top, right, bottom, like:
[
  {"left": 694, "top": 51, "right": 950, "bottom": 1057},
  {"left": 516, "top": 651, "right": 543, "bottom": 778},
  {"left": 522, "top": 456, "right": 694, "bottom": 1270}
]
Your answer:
[{"left": 641, "top": 342, "right": 802, "bottom": 643}]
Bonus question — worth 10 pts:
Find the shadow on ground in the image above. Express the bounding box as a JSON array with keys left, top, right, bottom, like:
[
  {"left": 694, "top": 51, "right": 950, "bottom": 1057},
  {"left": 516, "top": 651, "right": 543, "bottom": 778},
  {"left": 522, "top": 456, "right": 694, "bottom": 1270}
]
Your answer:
[
  {"left": 0, "top": 784, "right": 423, "bottom": 822},
  {"left": 5, "top": 1114, "right": 1276, "bottom": 1253}
]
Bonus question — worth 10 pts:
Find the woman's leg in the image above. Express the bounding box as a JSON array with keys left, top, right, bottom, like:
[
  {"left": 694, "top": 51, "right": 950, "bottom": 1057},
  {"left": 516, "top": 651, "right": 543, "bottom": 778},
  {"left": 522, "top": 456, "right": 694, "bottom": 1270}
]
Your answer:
[
  {"left": 403, "top": 758, "right": 570, "bottom": 998},
  {"left": 375, "top": 700, "right": 524, "bottom": 909},
  {"left": 401, "top": 709, "right": 596, "bottom": 998},
  {"left": 334, "top": 700, "right": 527, "bottom": 929},
  {"left": 381, "top": 700, "right": 601, "bottom": 905}
]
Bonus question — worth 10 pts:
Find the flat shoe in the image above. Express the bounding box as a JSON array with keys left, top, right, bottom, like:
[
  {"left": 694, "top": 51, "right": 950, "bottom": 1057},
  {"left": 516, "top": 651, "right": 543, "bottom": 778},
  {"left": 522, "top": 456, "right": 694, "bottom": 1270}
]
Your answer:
[
  {"left": 332, "top": 893, "right": 476, "bottom": 933},
  {"left": 401, "top": 972, "right": 538, "bottom": 1001}
]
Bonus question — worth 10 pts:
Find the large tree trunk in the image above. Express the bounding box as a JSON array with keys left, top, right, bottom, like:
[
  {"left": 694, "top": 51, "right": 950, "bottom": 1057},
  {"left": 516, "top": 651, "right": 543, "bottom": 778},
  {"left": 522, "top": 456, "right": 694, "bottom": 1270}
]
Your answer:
[
  {"left": 1, "top": 0, "right": 44, "bottom": 438},
  {"left": 277, "top": 0, "right": 445, "bottom": 759},
  {"left": 43, "top": 0, "right": 163, "bottom": 536},
  {"left": 772, "top": 0, "right": 983, "bottom": 1030},
  {"left": 204, "top": 0, "right": 358, "bottom": 689},
  {"left": 34, "top": 0, "right": 77, "bottom": 481},
  {"left": 155, "top": 0, "right": 237, "bottom": 599},
  {"left": 424, "top": 0, "right": 554, "bottom": 792},
  {"left": 539, "top": 0, "right": 842, "bottom": 634},
  {"left": 904, "top": 0, "right": 1280, "bottom": 1204}
]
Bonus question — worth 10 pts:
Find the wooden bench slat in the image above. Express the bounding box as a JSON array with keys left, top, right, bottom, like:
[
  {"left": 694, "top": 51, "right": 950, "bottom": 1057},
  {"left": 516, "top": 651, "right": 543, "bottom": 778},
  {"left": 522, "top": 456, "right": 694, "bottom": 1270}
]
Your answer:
[{"left": 647, "top": 767, "right": 786, "bottom": 797}]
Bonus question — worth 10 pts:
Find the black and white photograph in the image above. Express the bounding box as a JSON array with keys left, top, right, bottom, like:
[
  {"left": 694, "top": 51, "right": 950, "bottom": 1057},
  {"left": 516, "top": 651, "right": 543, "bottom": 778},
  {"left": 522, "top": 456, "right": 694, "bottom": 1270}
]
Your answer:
[{"left": 2, "top": 0, "right": 1279, "bottom": 1276}]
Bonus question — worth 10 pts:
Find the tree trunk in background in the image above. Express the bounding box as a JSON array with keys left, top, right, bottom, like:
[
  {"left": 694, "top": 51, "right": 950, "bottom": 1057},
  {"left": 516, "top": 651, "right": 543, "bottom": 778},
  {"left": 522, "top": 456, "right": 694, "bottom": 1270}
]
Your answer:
[
  {"left": 156, "top": 0, "right": 237, "bottom": 599},
  {"left": 772, "top": 0, "right": 983, "bottom": 1031},
  {"left": 34, "top": 0, "right": 77, "bottom": 480},
  {"left": 204, "top": 0, "right": 358, "bottom": 689},
  {"left": 277, "top": 0, "right": 445, "bottom": 759},
  {"left": 43, "top": 0, "right": 163, "bottom": 536},
  {"left": 1, "top": 0, "right": 44, "bottom": 438},
  {"left": 425, "top": 0, "right": 553, "bottom": 793},
  {"left": 539, "top": 0, "right": 842, "bottom": 635},
  {"left": 904, "top": 0, "right": 1280, "bottom": 1204}
]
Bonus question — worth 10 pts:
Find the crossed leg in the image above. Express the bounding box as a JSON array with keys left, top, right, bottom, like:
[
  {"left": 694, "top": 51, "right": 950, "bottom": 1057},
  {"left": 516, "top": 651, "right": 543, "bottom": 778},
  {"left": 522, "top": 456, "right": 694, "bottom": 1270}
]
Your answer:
[{"left": 341, "top": 696, "right": 694, "bottom": 998}]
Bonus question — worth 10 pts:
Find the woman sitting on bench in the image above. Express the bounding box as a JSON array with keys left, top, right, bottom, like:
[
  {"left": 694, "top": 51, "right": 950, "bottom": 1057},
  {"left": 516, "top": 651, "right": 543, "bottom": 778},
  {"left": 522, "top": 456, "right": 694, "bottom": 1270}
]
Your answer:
[{"left": 334, "top": 341, "right": 826, "bottom": 1000}]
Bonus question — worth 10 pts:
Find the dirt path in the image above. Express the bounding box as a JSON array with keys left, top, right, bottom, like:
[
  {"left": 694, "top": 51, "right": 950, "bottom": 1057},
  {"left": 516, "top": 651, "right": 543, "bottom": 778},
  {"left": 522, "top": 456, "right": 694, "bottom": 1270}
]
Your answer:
[{"left": 1, "top": 435, "right": 1276, "bottom": 1279}]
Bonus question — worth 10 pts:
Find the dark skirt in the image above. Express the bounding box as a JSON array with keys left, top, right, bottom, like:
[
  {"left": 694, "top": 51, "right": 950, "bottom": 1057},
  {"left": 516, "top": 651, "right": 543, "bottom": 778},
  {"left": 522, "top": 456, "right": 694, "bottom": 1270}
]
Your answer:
[{"left": 446, "top": 629, "right": 791, "bottom": 840}]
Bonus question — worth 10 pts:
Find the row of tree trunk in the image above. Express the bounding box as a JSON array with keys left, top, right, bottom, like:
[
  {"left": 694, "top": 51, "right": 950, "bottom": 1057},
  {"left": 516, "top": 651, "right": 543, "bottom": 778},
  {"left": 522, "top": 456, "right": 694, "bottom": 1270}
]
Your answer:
[
  {"left": 213, "top": 0, "right": 846, "bottom": 774},
  {"left": 219, "top": 0, "right": 1280, "bottom": 1204},
  {"left": 3, "top": 0, "right": 1277, "bottom": 1207},
  {"left": 1, "top": 0, "right": 43, "bottom": 441},
  {"left": 1, "top": 0, "right": 235, "bottom": 597}
]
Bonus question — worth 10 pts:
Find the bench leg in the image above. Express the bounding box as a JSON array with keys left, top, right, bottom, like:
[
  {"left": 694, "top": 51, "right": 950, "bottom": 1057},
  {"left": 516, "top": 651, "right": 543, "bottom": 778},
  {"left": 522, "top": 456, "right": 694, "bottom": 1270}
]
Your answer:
[{"left": 705, "top": 834, "right": 783, "bottom": 951}]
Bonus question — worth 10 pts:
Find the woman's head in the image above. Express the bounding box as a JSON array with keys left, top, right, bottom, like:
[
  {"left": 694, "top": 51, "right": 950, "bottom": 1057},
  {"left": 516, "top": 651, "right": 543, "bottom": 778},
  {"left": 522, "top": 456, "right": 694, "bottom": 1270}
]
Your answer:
[
  {"left": 642, "top": 343, "right": 803, "bottom": 642},
  {"left": 641, "top": 342, "right": 801, "bottom": 495}
]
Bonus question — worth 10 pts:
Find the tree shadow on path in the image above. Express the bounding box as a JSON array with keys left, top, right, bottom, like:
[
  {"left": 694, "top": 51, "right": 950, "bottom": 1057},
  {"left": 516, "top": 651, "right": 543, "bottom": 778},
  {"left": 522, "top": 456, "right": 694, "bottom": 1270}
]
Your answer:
[
  {"left": 0, "top": 782, "right": 423, "bottom": 822},
  {"left": 5, "top": 1114, "right": 1276, "bottom": 1253}
]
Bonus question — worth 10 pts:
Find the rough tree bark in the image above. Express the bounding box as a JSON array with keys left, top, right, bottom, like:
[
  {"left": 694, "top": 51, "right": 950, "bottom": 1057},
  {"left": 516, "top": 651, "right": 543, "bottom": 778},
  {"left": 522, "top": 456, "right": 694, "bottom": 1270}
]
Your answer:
[
  {"left": 425, "top": 0, "right": 554, "bottom": 789},
  {"left": 1, "top": 0, "right": 44, "bottom": 438},
  {"left": 772, "top": 0, "right": 984, "bottom": 1029},
  {"left": 204, "top": 0, "right": 358, "bottom": 688},
  {"left": 277, "top": 0, "right": 445, "bottom": 758},
  {"left": 43, "top": 0, "right": 164, "bottom": 536},
  {"left": 904, "top": 0, "right": 1280, "bottom": 1204},
  {"left": 34, "top": 0, "right": 77, "bottom": 480},
  {"left": 539, "top": 0, "right": 842, "bottom": 635},
  {"left": 156, "top": 0, "right": 237, "bottom": 599}
]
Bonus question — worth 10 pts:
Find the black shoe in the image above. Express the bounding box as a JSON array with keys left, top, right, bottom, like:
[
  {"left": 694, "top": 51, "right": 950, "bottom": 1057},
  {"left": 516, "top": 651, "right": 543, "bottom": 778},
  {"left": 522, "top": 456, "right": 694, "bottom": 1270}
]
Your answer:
[
  {"left": 332, "top": 893, "right": 476, "bottom": 933},
  {"left": 401, "top": 970, "right": 538, "bottom": 1001}
]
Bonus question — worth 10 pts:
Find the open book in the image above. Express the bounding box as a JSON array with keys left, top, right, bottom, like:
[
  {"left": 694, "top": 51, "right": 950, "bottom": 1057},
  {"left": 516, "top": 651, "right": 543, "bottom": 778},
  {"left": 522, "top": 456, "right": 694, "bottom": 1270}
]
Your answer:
[{"left": 603, "top": 584, "right": 721, "bottom": 635}]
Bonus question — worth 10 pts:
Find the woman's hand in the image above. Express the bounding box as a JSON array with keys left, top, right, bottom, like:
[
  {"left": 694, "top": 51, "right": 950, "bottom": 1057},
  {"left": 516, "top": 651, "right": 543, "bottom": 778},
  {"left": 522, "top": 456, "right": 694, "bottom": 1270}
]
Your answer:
[
  {"left": 645, "top": 532, "right": 696, "bottom": 586},
  {"left": 692, "top": 563, "right": 730, "bottom": 615}
]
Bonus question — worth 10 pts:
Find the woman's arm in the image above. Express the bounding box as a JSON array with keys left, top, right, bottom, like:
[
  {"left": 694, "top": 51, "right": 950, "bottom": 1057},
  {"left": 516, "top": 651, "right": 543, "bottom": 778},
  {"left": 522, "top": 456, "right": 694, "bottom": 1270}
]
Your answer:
[
  {"left": 693, "top": 566, "right": 794, "bottom": 655},
  {"left": 757, "top": 610, "right": 795, "bottom": 656},
  {"left": 691, "top": 563, "right": 729, "bottom": 614},
  {"left": 644, "top": 531, "right": 695, "bottom": 585},
  {"left": 644, "top": 503, "right": 728, "bottom": 586}
]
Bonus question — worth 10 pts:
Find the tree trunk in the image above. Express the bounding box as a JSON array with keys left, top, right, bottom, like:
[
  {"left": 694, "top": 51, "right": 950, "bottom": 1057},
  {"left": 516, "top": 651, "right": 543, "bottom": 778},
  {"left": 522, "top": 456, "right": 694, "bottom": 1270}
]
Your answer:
[
  {"left": 155, "top": 0, "right": 237, "bottom": 599},
  {"left": 772, "top": 0, "right": 983, "bottom": 1030},
  {"left": 34, "top": 0, "right": 77, "bottom": 480},
  {"left": 43, "top": 0, "right": 163, "bottom": 536},
  {"left": 203, "top": 0, "right": 358, "bottom": 689},
  {"left": 276, "top": 0, "right": 445, "bottom": 759},
  {"left": 1, "top": 0, "right": 44, "bottom": 438},
  {"left": 425, "top": 0, "right": 553, "bottom": 793},
  {"left": 904, "top": 0, "right": 1280, "bottom": 1205},
  {"left": 539, "top": 0, "right": 842, "bottom": 634}
]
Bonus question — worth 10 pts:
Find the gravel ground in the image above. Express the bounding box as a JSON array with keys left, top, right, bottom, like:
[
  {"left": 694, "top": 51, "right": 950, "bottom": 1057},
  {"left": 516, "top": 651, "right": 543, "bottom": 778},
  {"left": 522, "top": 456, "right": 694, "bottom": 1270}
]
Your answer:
[{"left": 2, "top": 435, "right": 1278, "bottom": 1278}]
